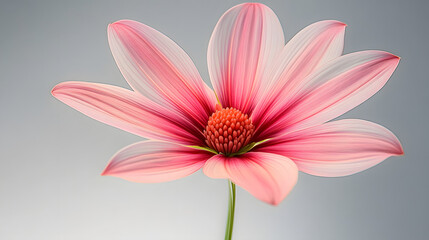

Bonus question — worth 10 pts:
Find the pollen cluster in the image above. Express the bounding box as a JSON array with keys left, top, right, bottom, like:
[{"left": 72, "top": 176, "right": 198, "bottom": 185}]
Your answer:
[{"left": 203, "top": 107, "right": 254, "bottom": 155}]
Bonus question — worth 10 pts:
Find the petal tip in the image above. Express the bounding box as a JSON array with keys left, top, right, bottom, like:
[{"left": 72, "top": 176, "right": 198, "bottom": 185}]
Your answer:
[
  {"left": 360, "top": 50, "right": 400, "bottom": 68},
  {"left": 51, "top": 83, "right": 65, "bottom": 98},
  {"left": 50, "top": 81, "right": 76, "bottom": 98},
  {"left": 51, "top": 85, "right": 58, "bottom": 97},
  {"left": 100, "top": 166, "right": 111, "bottom": 176},
  {"left": 332, "top": 20, "right": 347, "bottom": 27},
  {"left": 390, "top": 142, "right": 404, "bottom": 157},
  {"left": 269, "top": 199, "right": 282, "bottom": 206},
  {"left": 385, "top": 52, "right": 401, "bottom": 61},
  {"left": 101, "top": 160, "right": 114, "bottom": 176},
  {"left": 386, "top": 137, "right": 403, "bottom": 158},
  {"left": 234, "top": 2, "right": 272, "bottom": 12},
  {"left": 372, "top": 50, "right": 401, "bottom": 60},
  {"left": 241, "top": 2, "right": 266, "bottom": 7},
  {"left": 108, "top": 21, "right": 120, "bottom": 30},
  {"left": 386, "top": 52, "right": 401, "bottom": 67},
  {"left": 319, "top": 20, "right": 347, "bottom": 28},
  {"left": 266, "top": 191, "right": 294, "bottom": 206},
  {"left": 108, "top": 19, "right": 135, "bottom": 32},
  {"left": 109, "top": 20, "right": 127, "bottom": 26}
]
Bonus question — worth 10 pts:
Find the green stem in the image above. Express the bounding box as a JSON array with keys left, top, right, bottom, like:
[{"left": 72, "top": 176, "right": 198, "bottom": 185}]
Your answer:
[{"left": 224, "top": 180, "right": 236, "bottom": 240}]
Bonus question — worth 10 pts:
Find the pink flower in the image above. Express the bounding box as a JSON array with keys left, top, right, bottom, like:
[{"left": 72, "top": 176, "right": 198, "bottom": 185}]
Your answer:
[{"left": 52, "top": 3, "right": 403, "bottom": 205}]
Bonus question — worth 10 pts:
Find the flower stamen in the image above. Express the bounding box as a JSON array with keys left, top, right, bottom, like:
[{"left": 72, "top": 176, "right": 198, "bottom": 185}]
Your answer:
[{"left": 204, "top": 107, "right": 254, "bottom": 155}]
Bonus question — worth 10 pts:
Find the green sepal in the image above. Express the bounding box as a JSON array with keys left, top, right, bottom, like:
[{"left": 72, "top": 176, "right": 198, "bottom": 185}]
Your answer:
[
  {"left": 228, "top": 139, "right": 270, "bottom": 157},
  {"left": 187, "top": 145, "right": 218, "bottom": 155},
  {"left": 187, "top": 139, "right": 270, "bottom": 156}
]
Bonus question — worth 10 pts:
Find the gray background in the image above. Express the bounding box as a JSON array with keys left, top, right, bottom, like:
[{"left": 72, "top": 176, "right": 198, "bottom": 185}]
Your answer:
[{"left": 0, "top": 0, "right": 428, "bottom": 239}]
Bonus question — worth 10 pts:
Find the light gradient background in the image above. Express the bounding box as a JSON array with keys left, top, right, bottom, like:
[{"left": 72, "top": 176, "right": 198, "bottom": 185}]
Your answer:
[{"left": 1, "top": 0, "right": 428, "bottom": 239}]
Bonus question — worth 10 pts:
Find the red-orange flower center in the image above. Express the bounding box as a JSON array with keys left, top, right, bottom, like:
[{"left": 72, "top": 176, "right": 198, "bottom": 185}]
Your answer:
[{"left": 204, "top": 107, "right": 254, "bottom": 155}]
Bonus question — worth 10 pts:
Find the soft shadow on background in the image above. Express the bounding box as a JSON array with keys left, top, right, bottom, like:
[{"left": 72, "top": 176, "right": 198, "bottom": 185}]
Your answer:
[{"left": 1, "top": 0, "right": 428, "bottom": 239}]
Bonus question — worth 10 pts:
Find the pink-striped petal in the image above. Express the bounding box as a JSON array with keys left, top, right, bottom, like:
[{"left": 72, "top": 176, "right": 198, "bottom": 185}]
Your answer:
[
  {"left": 256, "top": 51, "right": 400, "bottom": 140},
  {"left": 52, "top": 81, "right": 202, "bottom": 145},
  {"left": 102, "top": 141, "right": 212, "bottom": 183},
  {"left": 108, "top": 20, "right": 217, "bottom": 128},
  {"left": 208, "top": 3, "right": 285, "bottom": 114},
  {"left": 253, "top": 20, "right": 346, "bottom": 127},
  {"left": 257, "top": 119, "right": 403, "bottom": 177},
  {"left": 203, "top": 152, "right": 298, "bottom": 205}
]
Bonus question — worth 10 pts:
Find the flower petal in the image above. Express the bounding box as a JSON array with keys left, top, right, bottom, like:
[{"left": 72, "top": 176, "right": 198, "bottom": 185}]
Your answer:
[
  {"left": 102, "top": 141, "right": 212, "bottom": 183},
  {"left": 208, "top": 3, "right": 285, "bottom": 114},
  {"left": 253, "top": 20, "right": 346, "bottom": 127},
  {"left": 203, "top": 152, "right": 298, "bottom": 205},
  {"left": 108, "top": 20, "right": 217, "bottom": 128},
  {"left": 52, "top": 81, "right": 202, "bottom": 145},
  {"left": 257, "top": 119, "right": 403, "bottom": 177},
  {"left": 257, "top": 51, "right": 400, "bottom": 140}
]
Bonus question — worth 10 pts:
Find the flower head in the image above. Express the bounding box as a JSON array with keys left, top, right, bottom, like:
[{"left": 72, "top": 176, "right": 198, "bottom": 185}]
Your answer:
[
  {"left": 204, "top": 105, "right": 255, "bottom": 155},
  {"left": 52, "top": 3, "right": 403, "bottom": 205}
]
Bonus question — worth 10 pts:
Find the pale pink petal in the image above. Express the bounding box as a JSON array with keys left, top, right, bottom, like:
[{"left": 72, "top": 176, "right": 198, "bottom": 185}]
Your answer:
[
  {"left": 253, "top": 20, "right": 346, "bottom": 127},
  {"left": 52, "top": 81, "right": 203, "bottom": 145},
  {"left": 203, "top": 152, "right": 298, "bottom": 205},
  {"left": 102, "top": 141, "right": 212, "bottom": 183},
  {"left": 257, "top": 51, "right": 400, "bottom": 140},
  {"left": 258, "top": 119, "right": 403, "bottom": 177},
  {"left": 108, "top": 20, "right": 217, "bottom": 128},
  {"left": 208, "top": 3, "right": 285, "bottom": 114}
]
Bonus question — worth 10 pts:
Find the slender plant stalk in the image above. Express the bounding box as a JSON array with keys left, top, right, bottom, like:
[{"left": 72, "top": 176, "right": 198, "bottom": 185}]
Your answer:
[{"left": 224, "top": 180, "right": 236, "bottom": 240}]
